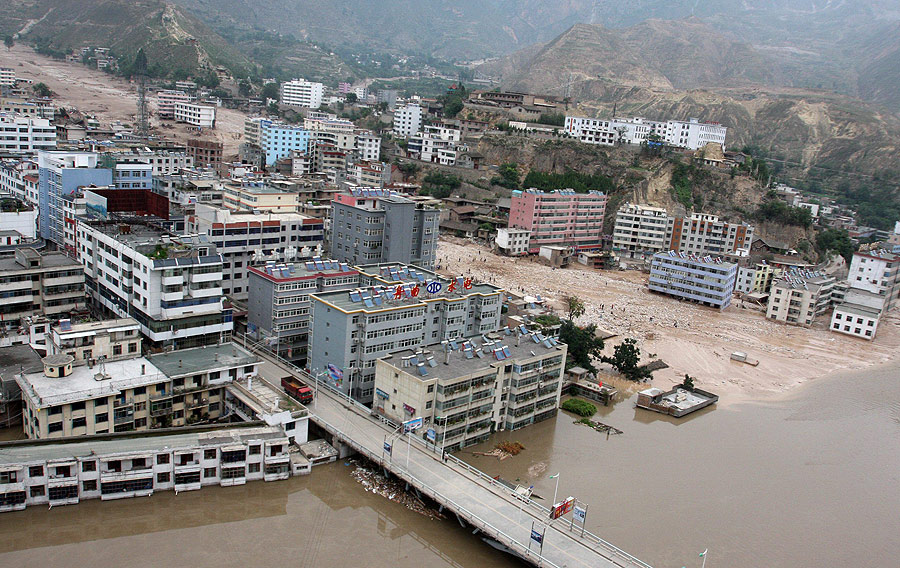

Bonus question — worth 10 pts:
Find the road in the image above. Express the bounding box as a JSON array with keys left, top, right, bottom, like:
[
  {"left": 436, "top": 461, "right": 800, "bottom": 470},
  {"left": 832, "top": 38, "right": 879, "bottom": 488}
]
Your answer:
[{"left": 254, "top": 355, "right": 651, "bottom": 568}]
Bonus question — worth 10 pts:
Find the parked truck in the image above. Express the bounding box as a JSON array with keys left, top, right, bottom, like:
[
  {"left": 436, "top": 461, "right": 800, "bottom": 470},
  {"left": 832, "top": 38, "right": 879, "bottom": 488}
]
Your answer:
[{"left": 281, "top": 376, "right": 314, "bottom": 404}]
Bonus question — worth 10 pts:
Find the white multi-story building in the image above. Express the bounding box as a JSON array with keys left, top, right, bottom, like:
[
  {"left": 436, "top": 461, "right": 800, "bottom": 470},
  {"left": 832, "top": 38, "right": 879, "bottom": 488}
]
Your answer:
[
  {"left": 173, "top": 102, "right": 216, "bottom": 129},
  {"left": 186, "top": 203, "right": 325, "bottom": 299},
  {"left": 613, "top": 203, "right": 673, "bottom": 255},
  {"left": 392, "top": 103, "right": 422, "bottom": 138},
  {"left": 766, "top": 274, "right": 835, "bottom": 326},
  {"left": 494, "top": 227, "right": 530, "bottom": 256},
  {"left": 613, "top": 204, "right": 752, "bottom": 258},
  {"left": 156, "top": 90, "right": 192, "bottom": 119},
  {"left": 355, "top": 131, "right": 381, "bottom": 162},
  {"left": 830, "top": 288, "right": 886, "bottom": 341},
  {"left": 409, "top": 125, "right": 461, "bottom": 164},
  {"left": 847, "top": 250, "right": 900, "bottom": 310},
  {"left": 0, "top": 113, "right": 56, "bottom": 153},
  {"left": 77, "top": 218, "right": 233, "bottom": 349},
  {"left": 0, "top": 68, "right": 15, "bottom": 87},
  {"left": 0, "top": 425, "right": 294, "bottom": 513},
  {"left": 48, "top": 317, "right": 142, "bottom": 363},
  {"left": 565, "top": 116, "right": 727, "bottom": 151},
  {"left": 0, "top": 158, "right": 37, "bottom": 203},
  {"left": 280, "top": 79, "right": 324, "bottom": 109}
]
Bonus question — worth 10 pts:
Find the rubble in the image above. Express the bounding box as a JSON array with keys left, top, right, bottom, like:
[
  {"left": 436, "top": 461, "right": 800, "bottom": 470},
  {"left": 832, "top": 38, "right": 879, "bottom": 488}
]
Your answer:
[
  {"left": 437, "top": 236, "right": 900, "bottom": 401},
  {"left": 347, "top": 458, "right": 446, "bottom": 520}
]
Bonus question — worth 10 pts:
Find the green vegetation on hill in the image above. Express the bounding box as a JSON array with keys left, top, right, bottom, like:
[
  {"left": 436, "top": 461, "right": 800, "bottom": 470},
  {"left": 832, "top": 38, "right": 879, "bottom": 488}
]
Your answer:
[
  {"left": 522, "top": 170, "right": 615, "bottom": 194},
  {"left": 754, "top": 194, "right": 813, "bottom": 228},
  {"left": 421, "top": 171, "right": 461, "bottom": 199}
]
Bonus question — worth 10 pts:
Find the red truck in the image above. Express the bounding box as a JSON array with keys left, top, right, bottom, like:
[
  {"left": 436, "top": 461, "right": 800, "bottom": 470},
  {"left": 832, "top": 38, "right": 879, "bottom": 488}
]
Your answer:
[{"left": 281, "top": 376, "right": 314, "bottom": 404}]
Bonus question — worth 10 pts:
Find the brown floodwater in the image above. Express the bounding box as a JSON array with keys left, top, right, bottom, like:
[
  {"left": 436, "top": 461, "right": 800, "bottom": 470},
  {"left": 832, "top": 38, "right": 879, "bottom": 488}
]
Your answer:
[{"left": 1, "top": 362, "right": 898, "bottom": 567}]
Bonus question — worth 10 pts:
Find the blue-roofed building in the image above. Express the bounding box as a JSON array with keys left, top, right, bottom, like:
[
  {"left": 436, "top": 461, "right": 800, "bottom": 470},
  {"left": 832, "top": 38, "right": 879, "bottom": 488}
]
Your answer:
[{"left": 648, "top": 251, "right": 737, "bottom": 310}]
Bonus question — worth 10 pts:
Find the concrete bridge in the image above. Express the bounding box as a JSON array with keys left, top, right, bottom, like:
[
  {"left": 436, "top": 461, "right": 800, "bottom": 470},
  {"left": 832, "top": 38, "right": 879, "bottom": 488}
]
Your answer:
[{"left": 243, "top": 341, "right": 653, "bottom": 568}]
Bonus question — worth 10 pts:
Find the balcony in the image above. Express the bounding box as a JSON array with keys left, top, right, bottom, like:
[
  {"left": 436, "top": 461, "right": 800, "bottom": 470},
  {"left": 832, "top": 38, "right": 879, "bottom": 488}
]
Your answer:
[
  {"left": 113, "top": 413, "right": 134, "bottom": 425},
  {"left": 114, "top": 398, "right": 133, "bottom": 408},
  {"left": 149, "top": 406, "right": 173, "bottom": 418},
  {"left": 186, "top": 398, "right": 209, "bottom": 409},
  {"left": 149, "top": 391, "right": 173, "bottom": 401}
]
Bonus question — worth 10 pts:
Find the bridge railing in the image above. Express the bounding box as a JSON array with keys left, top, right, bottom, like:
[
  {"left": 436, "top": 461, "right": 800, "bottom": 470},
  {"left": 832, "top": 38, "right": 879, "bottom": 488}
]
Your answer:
[
  {"left": 240, "top": 335, "right": 652, "bottom": 568},
  {"left": 314, "top": 413, "right": 562, "bottom": 568}
]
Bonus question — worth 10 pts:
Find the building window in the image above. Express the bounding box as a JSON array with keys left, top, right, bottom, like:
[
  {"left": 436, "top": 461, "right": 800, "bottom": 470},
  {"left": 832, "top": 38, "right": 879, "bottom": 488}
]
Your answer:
[
  {"left": 157, "top": 472, "right": 171, "bottom": 483},
  {"left": 204, "top": 449, "right": 217, "bottom": 460},
  {"left": 29, "top": 466, "right": 44, "bottom": 477},
  {"left": 83, "top": 480, "right": 98, "bottom": 492},
  {"left": 249, "top": 463, "right": 261, "bottom": 473},
  {"left": 249, "top": 445, "right": 261, "bottom": 455},
  {"left": 30, "top": 486, "right": 45, "bottom": 497},
  {"left": 48, "top": 422, "right": 63, "bottom": 433},
  {"left": 203, "top": 467, "right": 217, "bottom": 478},
  {"left": 82, "top": 461, "right": 96, "bottom": 472},
  {"left": 157, "top": 454, "right": 170, "bottom": 465},
  {"left": 72, "top": 417, "right": 86, "bottom": 429}
]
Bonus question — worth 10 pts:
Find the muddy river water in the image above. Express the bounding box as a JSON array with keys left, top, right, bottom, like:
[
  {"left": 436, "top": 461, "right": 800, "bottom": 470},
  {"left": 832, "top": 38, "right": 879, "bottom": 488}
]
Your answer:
[{"left": 1, "top": 362, "right": 898, "bottom": 567}]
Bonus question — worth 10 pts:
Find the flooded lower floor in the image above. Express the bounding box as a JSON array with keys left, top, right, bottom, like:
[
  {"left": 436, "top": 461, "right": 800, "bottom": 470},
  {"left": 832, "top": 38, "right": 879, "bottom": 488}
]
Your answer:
[{"left": 1, "top": 362, "right": 898, "bottom": 567}]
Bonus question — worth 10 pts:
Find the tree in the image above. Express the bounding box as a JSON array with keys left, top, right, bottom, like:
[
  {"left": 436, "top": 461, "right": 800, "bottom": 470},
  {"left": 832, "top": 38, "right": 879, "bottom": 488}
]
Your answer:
[
  {"left": 3, "top": 36, "right": 13, "bottom": 51},
  {"left": 558, "top": 321, "right": 605, "bottom": 372},
  {"left": 32, "top": 83, "right": 52, "bottom": 97},
  {"left": 682, "top": 374, "right": 695, "bottom": 391},
  {"left": 563, "top": 295, "right": 585, "bottom": 322},
  {"left": 261, "top": 82, "right": 280, "bottom": 102},
  {"left": 491, "top": 163, "right": 520, "bottom": 189},
  {"left": 238, "top": 79, "right": 251, "bottom": 97},
  {"left": 345, "top": 92, "right": 358, "bottom": 104},
  {"left": 816, "top": 228, "right": 855, "bottom": 265},
  {"left": 601, "top": 338, "right": 652, "bottom": 381},
  {"left": 395, "top": 160, "right": 421, "bottom": 182}
]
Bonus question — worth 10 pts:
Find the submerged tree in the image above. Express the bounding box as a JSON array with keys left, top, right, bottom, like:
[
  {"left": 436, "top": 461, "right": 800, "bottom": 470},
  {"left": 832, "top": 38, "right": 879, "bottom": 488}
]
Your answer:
[{"left": 601, "top": 338, "right": 652, "bottom": 381}]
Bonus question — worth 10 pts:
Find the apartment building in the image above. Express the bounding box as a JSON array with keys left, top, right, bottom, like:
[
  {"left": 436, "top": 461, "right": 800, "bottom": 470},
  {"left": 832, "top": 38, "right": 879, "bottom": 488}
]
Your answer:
[
  {"left": 308, "top": 263, "right": 503, "bottom": 405},
  {"left": 0, "top": 68, "right": 15, "bottom": 87},
  {"left": 0, "top": 200, "right": 37, "bottom": 240},
  {"left": 375, "top": 331, "right": 566, "bottom": 450},
  {"left": 830, "top": 288, "right": 886, "bottom": 340},
  {"left": 0, "top": 158, "right": 37, "bottom": 204},
  {"left": 152, "top": 168, "right": 220, "bottom": 206},
  {"left": 187, "top": 203, "right": 325, "bottom": 298},
  {"left": 48, "top": 318, "right": 142, "bottom": 363},
  {"left": 38, "top": 151, "right": 113, "bottom": 246},
  {"left": 0, "top": 425, "right": 292, "bottom": 513},
  {"left": 766, "top": 273, "right": 835, "bottom": 326},
  {"left": 280, "top": 79, "right": 324, "bottom": 109},
  {"left": 565, "top": 116, "right": 727, "bottom": 150},
  {"left": 392, "top": 103, "right": 422, "bottom": 138},
  {"left": 409, "top": 125, "right": 462, "bottom": 164},
  {"left": 509, "top": 189, "right": 608, "bottom": 253},
  {"left": 260, "top": 120, "right": 311, "bottom": 166},
  {"left": 112, "top": 162, "right": 152, "bottom": 190},
  {"left": 186, "top": 139, "right": 222, "bottom": 171},
  {"left": 222, "top": 181, "right": 301, "bottom": 213},
  {"left": 494, "top": 227, "right": 530, "bottom": 256},
  {"left": 105, "top": 147, "right": 193, "bottom": 177},
  {"left": 225, "top": 377, "right": 309, "bottom": 444},
  {"left": 847, "top": 250, "right": 900, "bottom": 310},
  {"left": 77, "top": 218, "right": 233, "bottom": 349},
  {"left": 355, "top": 132, "right": 381, "bottom": 162},
  {"left": 0, "top": 113, "right": 56, "bottom": 153},
  {"left": 248, "top": 259, "right": 360, "bottom": 366},
  {"left": 648, "top": 252, "right": 738, "bottom": 310},
  {"left": 17, "top": 343, "right": 258, "bottom": 440},
  {"left": 0, "top": 248, "right": 85, "bottom": 337},
  {"left": 735, "top": 262, "right": 776, "bottom": 295},
  {"left": 0, "top": 97, "right": 55, "bottom": 120},
  {"left": 173, "top": 102, "right": 216, "bottom": 129},
  {"left": 330, "top": 188, "right": 439, "bottom": 269},
  {"left": 156, "top": 90, "right": 192, "bottom": 119},
  {"left": 613, "top": 204, "right": 753, "bottom": 258},
  {"left": 346, "top": 160, "right": 388, "bottom": 188}
]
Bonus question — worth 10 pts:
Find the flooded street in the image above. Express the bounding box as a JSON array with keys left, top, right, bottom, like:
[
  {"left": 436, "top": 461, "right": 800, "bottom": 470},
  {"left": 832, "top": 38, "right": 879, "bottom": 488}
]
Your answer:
[
  {"left": 1, "top": 363, "right": 897, "bottom": 567},
  {"left": 0, "top": 460, "right": 518, "bottom": 568},
  {"left": 464, "top": 362, "right": 900, "bottom": 567}
]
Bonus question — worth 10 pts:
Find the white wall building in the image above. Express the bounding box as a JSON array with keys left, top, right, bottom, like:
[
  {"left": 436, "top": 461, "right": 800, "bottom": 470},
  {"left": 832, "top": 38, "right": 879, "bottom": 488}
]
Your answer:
[
  {"left": 565, "top": 116, "right": 727, "bottom": 151},
  {"left": 847, "top": 250, "right": 900, "bottom": 310},
  {"left": 392, "top": 103, "right": 422, "bottom": 138},
  {"left": 613, "top": 203, "right": 673, "bottom": 255},
  {"left": 355, "top": 131, "right": 381, "bottom": 162},
  {"left": 0, "top": 68, "right": 15, "bottom": 87},
  {"left": 156, "top": 90, "right": 192, "bottom": 119},
  {"left": 0, "top": 113, "right": 57, "bottom": 153},
  {"left": 280, "top": 79, "right": 324, "bottom": 109},
  {"left": 830, "top": 288, "right": 886, "bottom": 340},
  {"left": 495, "top": 227, "right": 530, "bottom": 256},
  {"left": 173, "top": 102, "right": 216, "bottom": 129}
]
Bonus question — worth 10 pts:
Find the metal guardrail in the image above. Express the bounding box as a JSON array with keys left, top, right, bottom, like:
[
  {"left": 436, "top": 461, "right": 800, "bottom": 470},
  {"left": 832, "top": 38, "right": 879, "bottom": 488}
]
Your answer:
[{"left": 238, "top": 334, "right": 652, "bottom": 568}]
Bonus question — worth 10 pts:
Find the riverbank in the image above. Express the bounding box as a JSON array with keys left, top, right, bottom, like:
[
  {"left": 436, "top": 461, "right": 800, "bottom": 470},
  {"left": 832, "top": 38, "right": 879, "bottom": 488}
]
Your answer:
[{"left": 438, "top": 237, "right": 900, "bottom": 405}]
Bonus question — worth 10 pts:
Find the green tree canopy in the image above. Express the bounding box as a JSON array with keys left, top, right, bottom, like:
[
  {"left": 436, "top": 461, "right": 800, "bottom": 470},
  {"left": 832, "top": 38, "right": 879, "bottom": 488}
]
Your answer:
[
  {"left": 4, "top": 36, "right": 14, "bottom": 51},
  {"left": 601, "top": 338, "right": 652, "bottom": 381},
  {"left": 816, "top": 228, "right": 856, "bottom": 265},
  {"left": 563, "top": 296, "right": 585, "bottom": 322},
  {"left": 558, "top": 321, "right": 605, "bottom": 372},
  {"left": 32, "top": 83, "right": 52, "bottom": 97},
  {"left": 261, "top": 82, "right": 280, "bottom": 101}
]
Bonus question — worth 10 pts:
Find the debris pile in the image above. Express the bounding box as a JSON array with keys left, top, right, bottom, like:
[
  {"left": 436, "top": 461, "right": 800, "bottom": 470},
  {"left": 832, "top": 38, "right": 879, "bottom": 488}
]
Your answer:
[
  {"left": 348, "top": 459, "right": 445, "bottom": 520},
  {"left": 473, "top": 441, "right": 524, "bottom": 460}
]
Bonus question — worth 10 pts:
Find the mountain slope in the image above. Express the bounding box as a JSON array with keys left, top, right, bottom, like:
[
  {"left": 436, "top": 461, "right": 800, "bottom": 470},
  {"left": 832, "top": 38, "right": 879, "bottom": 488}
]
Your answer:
[{"left": 2, "top": 0, "right": 253, "bottom": 79}]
